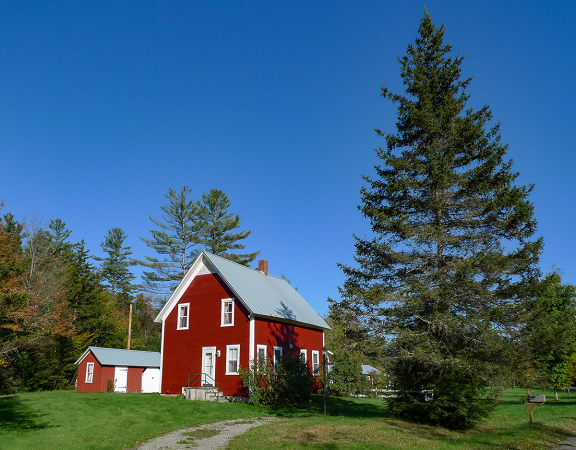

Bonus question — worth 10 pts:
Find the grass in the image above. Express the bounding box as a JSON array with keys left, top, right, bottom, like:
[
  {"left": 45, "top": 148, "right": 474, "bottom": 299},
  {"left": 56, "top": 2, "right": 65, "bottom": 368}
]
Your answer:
[
  {"left": 0, "top": 390, "right": 266, "bottom": 450},
  {"left": 227, "top": 389, "right": 576, "bottom": 450},
  {"left": 1, "top": 388, "right": 574, "bottom": 450}
]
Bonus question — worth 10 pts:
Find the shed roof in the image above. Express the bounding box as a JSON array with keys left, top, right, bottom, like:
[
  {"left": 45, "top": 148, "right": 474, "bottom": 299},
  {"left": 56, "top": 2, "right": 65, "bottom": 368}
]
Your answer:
[
  {"left": 75, "top": 346, "right": 161, "bottom": 368},
  {"left": 362, "top": 364, "right": 382, "bottom": 376},
  {"left": 156, "top": 251, "right": 329, "bottom": 330}
]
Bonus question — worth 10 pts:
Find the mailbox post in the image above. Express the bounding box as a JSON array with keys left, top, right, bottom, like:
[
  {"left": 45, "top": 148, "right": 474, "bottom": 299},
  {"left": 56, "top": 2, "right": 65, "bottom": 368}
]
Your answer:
[{"left": 526, "top": 389, "right": 546, "bottom": 424}]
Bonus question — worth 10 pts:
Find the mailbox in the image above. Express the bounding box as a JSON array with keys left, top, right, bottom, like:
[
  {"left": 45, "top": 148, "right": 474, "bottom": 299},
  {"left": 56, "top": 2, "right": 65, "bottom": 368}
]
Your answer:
[{"left": 527, "top": 394, "right": 546, "bottom": 404}]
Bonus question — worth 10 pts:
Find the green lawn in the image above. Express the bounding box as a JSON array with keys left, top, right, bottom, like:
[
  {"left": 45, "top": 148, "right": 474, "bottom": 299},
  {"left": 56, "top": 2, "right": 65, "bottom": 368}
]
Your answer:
[
  {"left": 1, "top": 389, "right": 575, "bottom": 450},
  {"left": 0, "top": 390, "right": 265, "bottom": 450},
  {"left": 228, "top": 389, "right": 576, "bottom": 450}
]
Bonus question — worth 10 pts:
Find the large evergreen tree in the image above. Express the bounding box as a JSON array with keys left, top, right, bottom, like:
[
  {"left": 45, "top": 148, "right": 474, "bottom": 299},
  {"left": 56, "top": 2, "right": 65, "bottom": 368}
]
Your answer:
[
  {"left": 195, "top": 189, "right": 259, "bottom": 265},
  {"left": 136, "top": 186, "right": 202, "bottom": 294},
  {"left": 96, "top": 228, "right": 136, "bottom": 295},
  {"left": 338, "top": 12, "right": 542, "bottom": 429}
]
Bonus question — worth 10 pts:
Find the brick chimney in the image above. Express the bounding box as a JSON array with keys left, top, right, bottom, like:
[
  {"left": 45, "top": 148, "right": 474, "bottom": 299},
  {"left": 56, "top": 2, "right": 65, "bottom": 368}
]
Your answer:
[{"left": 258, "top": 259, "right": 268, "bottom": 276}]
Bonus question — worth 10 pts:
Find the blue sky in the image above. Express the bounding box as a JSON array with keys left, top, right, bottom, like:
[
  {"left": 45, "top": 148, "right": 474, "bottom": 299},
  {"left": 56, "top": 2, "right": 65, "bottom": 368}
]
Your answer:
[{"left": 1, "top": 1, "right": 575, "bottom": 316}]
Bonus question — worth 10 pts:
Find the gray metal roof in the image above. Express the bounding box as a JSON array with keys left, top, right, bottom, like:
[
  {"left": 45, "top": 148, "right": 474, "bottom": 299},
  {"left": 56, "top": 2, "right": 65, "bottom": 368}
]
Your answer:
[
  {"left": 202, "top": 252, "right": 329, "bottom": 329},
  {"left": 362, "top": 364, "right": 381, "bottom": 376},
  {"left": 75, "top": 346, "right": 161, "bottom": 367}
]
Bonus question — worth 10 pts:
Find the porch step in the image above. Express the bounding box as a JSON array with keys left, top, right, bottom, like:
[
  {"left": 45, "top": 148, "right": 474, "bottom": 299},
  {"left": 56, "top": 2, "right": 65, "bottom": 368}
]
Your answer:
[{"left": 184, "top": 386, "right": 225, "bottom": 402}]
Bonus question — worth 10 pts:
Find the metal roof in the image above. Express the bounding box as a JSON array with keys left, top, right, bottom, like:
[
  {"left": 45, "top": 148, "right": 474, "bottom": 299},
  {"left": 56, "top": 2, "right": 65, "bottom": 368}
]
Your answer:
[
  {"left": 75, "top": 346, "right": 161, "bottom": 368},
  {"left": 156, "top": 252, "right": 329, "bottom": 329},
  {"left": 202, "top": 252, "right": 329, "bottom": 329},
  {"left": 362, "top": 364, "right": 381, "bottom": 375}
]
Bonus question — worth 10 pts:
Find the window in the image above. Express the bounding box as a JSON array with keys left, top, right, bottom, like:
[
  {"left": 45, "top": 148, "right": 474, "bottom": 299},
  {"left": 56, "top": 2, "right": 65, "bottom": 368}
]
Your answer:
[
  {"left": 256, "top": 345, "right": 267, "bottom": 371},
  {"left": 85, "top": 362, "right": 94, "bottom": 383},
  {"left": 273, "top": 346, "right": 283, "bottom": 372},
  {"left": 312, "top": 351, "right": 320, "bottom": 376},
  {"left": 226, "top": 345, "right": 240, "bottom": 375},
  {"left": 221, "top": 298, "right": 235, "bottom": 326},
  {"left": 299, "top": 349, "right": 307, "bottom": 364},
  {"left": 177, "top": 303, "right": 190, "bottom": 330}
]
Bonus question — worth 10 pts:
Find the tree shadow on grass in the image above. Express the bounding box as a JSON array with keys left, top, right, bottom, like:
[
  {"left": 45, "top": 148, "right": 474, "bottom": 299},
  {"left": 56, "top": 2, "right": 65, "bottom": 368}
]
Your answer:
[
  {"left": 0, "top": 395, "right": 51, "bottom": 431},
  {"left": 266, "top": 395, "right": 391, "bottom": 419}
]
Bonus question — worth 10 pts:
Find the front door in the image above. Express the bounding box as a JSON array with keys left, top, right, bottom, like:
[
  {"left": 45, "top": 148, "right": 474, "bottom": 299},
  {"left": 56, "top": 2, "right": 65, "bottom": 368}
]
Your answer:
[{"left": 202, "top": 347, "right": 216, "bottom": 386}]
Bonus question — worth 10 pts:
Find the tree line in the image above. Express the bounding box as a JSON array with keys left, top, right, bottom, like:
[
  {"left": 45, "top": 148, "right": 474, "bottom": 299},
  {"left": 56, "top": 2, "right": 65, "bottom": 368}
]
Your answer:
[{"left": 0, "top": 187, "right": 258, "bottom": 393}]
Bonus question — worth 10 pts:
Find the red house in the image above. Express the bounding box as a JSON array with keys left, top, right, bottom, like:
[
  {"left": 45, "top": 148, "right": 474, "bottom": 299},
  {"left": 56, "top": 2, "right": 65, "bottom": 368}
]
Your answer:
[
  {"left": 75, "top": 346, "right": 161, "bottom": 393},
  {"left": 155, "top": 252, "right": 329, "bottom": 397}
]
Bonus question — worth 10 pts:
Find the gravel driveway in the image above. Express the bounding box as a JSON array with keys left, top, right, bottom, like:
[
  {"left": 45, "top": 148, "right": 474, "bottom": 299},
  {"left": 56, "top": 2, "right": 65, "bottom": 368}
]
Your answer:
[{"left": 133, "top": 417, "right": 276, "bottom": 450}]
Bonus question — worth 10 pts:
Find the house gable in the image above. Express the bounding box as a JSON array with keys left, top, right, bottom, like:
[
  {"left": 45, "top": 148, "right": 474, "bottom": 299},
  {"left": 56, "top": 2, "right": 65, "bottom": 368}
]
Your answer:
[{"left": 155, "top": 252, "right": 329, "bottom": 330}]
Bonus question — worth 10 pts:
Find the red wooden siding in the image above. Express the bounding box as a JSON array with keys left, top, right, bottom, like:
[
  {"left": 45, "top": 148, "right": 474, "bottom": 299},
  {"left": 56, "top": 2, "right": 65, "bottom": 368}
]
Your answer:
[
  {"left": 161, "top": 273, "right": 251, "bottom": 396},
  {"left": 76, "top": 351, "right": 149, "bottom": 393},
  {"left": 126, "top": 367, "right": 144, "bottom": 393},
  {"left": 254, "top": 318, "right": 324, "bottom": 370},
  {"left": 76, "top": 352, "right": 114, "bottom": 393}
]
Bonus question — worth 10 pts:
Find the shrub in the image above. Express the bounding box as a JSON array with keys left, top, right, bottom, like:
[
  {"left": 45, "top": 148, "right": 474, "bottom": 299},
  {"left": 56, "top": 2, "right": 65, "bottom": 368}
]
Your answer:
[{"left": 240, "top": 351, "right": 313, "bottom": 407}]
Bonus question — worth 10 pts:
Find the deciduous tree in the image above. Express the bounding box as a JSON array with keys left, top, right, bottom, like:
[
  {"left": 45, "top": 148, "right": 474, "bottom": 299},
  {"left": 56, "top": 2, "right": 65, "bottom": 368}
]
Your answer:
[{"left": 522, "top": 273, "right": 576, "bottom": 398}]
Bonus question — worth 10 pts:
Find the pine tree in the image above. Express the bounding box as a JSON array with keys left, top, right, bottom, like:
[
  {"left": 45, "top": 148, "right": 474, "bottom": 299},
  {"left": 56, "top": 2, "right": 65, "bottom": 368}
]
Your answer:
[
  {"left": 338, "top": 12, "right": 542, "bottom": 429},
  {"left": 195, "top": 189, "right": 259, "bottom": 265},
  {"left": 136, "top": 186, "right": 202, "bottom": 294},
  {"left": 46, "top": 219, "right": 73, "bottom": 257},
  {"left": 96, "top": 228, "right": 136, "bottom": 295}
]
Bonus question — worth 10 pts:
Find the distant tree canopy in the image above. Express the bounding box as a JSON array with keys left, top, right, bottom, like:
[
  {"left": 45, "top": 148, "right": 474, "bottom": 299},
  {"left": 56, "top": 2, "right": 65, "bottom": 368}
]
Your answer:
[
  {"left": 336, "top": 11, "right": 542, "bottom": 430},
  {"left": 0, "top": 183, "right": 258, "bottom": 393},
  {"left": 0, "top": 208, "right": 160, "bottom": 394}
]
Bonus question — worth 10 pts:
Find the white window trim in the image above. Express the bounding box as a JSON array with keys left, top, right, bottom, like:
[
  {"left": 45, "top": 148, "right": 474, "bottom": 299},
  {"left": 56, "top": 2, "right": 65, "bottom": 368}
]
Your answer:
[
  {"left": 221, "top": 298, "right": 235, "bottom": 327},
  {"left": 177, "top": 303, "right": 190, "bottom": 330},
  {"left": 226, "top": 344, "right": 240, "bottom": 375},
  {"left": 312, "top": 350, "right": 320, "bottom": 376},
  {"left": 85, "top": 362, "right": 94, "bottom": 383},
  {"left": 273, "top": 346, "right": 283, "bottom": 372},
  {"left": 256, "top": 344, "right": 267, "bottom": 369},
  {"left": 299, "top": 349, "right": 307, "bottom": 364}
]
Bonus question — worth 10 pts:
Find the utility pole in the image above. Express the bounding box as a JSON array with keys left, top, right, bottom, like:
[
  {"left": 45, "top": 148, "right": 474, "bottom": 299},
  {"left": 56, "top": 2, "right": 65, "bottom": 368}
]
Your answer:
[
  {"left": 127, "top": 303, "right": 132, "bottom": 350},
  {"left": 323, "top": 351, "right": 327, "bottom": 416}
]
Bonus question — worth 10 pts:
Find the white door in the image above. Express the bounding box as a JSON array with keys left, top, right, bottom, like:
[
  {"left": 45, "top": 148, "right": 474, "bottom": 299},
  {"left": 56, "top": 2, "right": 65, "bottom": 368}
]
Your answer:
[
  {"left": 202, "top": 347, "right": 216, "bottom": 386},
  {"left": 141, "top": 368, "right": 160, "bottom": 393},
  {"left": 114, "top": 367, "right": 128, "bottom": 393}
]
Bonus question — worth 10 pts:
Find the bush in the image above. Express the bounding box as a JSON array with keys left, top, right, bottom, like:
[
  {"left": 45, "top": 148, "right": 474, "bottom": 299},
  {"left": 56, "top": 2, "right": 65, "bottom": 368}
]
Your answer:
[
  {"left": 386, "top": 362, "right": 498, "bottom": 430},
  {"left": 240, "top": 351, "right": 314, "bottom": 407},
  {"left": 328, "top": 353, "right": 366, "bottom": 396}
]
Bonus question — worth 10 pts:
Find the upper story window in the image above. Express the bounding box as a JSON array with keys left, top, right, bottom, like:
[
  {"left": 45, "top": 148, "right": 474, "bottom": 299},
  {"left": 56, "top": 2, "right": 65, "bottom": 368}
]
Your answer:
[
  {"left": 177, "top": 303, "right": 190, "bottom": 330},
  {"left": 299, "top": 349, "right": 307, "bottom": 364},
  {"left": 85, "top": 362, "right": 94, "bottom": 383},
  {"left": 221, "top": 298, "right": 235, "bottom": 327}
]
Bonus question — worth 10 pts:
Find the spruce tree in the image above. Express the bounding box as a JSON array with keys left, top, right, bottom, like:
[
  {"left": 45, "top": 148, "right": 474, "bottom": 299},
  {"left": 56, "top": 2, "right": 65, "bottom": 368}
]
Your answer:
[
  {"left": 338, "top": 12, "right": 542, "bottom": 429},
  {"left": 195, "top": 189, "right": 259, "bottom": 265},
  {"left": 136, "top": 186, "right": 201, "bottom": 294},
  {"left": 96, "top": 228, "right": 136, "bottom": 295}
]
